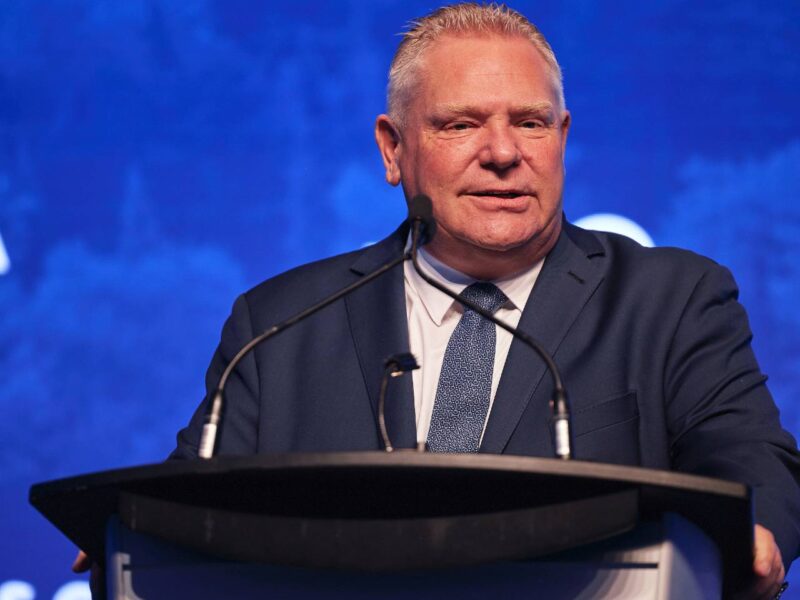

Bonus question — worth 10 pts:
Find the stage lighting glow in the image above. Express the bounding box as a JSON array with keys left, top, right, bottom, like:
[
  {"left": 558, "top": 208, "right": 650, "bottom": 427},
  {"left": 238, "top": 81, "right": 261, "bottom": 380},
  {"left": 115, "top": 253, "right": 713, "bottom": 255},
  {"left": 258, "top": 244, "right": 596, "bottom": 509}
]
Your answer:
[
  {"left": 574, "top": 213, "right": 655, "bottom": 248},
  {"left": 0, "top": 232, "right": 9, "bottom": 275}
]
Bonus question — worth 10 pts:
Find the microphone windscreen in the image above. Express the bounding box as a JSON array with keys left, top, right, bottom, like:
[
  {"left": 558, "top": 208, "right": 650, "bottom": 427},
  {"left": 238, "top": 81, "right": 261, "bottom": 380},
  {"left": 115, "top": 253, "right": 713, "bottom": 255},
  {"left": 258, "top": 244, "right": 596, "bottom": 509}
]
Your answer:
[{"left": 408, "top": 195, "right": 436, "bottom": 243}]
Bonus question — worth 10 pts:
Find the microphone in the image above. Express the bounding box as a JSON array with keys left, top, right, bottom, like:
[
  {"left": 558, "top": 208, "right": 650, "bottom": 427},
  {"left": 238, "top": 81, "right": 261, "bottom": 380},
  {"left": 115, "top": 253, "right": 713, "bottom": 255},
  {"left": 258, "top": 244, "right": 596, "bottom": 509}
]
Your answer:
[
  {"left": 407, "top": 195, "right": 573, "bottom": 460},
  {"left": 408, "top": 194, "right": 436, "bottom": 246},
  {"left": 197, "top": 206, "right": 425, "bottom": 459}
]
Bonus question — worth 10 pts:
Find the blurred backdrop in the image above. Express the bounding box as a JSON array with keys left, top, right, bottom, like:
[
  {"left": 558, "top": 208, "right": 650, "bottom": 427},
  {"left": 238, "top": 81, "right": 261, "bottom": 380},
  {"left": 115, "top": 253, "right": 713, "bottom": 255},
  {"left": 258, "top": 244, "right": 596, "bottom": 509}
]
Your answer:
[{"left": 1, "top": 1, "right": 799, "bottom": 597}]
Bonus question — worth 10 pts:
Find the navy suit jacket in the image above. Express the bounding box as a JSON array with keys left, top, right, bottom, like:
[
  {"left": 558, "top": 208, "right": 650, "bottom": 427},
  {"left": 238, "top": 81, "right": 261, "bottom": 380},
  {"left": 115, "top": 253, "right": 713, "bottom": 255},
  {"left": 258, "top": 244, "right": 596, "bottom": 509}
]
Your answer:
[{"left": 173, "top": 220, "right": 800, "bottom": 565}]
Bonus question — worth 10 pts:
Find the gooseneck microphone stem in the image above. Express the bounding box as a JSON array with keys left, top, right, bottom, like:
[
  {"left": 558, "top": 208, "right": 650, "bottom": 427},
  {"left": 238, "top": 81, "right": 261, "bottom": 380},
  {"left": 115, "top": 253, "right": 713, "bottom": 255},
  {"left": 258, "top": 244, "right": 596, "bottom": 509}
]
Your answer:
[
  {"left": 377, "top": 372, "right": 394, "bottom": 452},
  {"left": 198, "top": 250, "right": 411, "bottom": 459},
  {"left": 409, "top": 210, "right": 573, "bottom": 460}
]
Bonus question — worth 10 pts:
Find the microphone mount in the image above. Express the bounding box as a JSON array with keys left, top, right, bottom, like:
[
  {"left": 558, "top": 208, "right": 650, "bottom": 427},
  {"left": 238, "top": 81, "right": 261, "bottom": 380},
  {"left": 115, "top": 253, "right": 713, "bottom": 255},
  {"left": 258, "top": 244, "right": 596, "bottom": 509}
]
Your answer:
[{"left": 377, "top": 353, "right": 420, "bottom": 452}]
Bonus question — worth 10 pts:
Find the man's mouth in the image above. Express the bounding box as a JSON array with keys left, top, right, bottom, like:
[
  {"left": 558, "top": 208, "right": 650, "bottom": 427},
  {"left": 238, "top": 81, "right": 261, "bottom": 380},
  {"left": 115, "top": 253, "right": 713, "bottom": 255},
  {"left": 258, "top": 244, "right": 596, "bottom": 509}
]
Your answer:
[{"left": 468, "top": 190, "right": 529, "bottom": 199}]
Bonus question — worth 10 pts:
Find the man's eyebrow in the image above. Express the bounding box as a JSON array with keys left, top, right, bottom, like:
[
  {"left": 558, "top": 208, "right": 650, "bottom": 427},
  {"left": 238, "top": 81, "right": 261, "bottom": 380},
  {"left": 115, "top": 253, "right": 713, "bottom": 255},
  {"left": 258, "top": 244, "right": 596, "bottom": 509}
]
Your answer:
[
  {"left": 430, "top": 104, "right": 486, "bottom": 118},
  {"left": 431, "top": 102, "right": 556, "bottom": 118},
  {"left": 512, "top": 102, "right": 556, "bottom": 115}
]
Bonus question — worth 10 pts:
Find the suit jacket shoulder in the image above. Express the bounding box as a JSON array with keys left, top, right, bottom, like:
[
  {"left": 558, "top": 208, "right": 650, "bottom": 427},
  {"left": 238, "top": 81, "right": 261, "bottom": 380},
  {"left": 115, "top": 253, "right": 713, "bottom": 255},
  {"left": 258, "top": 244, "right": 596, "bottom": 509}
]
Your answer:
[{"left": 239, "top": 224, "right": 407, "bottom": 330}]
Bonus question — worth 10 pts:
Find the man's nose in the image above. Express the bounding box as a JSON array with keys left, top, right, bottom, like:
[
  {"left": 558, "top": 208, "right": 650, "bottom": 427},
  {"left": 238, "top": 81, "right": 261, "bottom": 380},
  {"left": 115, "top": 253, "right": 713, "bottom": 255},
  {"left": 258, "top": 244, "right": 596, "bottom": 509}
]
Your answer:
[{"left": 478, "top": 126, "right": 522, "bottom": 170}]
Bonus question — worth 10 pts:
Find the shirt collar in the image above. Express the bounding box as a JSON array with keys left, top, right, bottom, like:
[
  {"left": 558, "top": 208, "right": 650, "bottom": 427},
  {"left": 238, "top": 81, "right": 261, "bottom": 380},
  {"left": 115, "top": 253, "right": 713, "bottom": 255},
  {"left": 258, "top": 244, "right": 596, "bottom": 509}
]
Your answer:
[{"left": 403, "top": 242, "right": 544, "bottom": 326}]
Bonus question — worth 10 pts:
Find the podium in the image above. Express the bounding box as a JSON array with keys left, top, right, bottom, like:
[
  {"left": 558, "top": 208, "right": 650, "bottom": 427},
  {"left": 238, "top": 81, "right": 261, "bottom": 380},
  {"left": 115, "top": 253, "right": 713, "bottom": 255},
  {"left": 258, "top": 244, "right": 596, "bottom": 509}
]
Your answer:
[{"left": 30, "top": 453, "right": 753, "bottom": 598}]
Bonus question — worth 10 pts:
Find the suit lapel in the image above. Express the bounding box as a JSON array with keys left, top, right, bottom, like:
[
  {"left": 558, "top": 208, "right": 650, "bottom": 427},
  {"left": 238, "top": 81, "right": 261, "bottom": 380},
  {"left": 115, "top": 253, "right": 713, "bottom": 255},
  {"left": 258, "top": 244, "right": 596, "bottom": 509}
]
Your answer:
[
  {"left": 481, "top": 223, "right": 607, "bottom": 454},
  {"left": 345, "top": 226, "right": 417, "bottom": 449}
]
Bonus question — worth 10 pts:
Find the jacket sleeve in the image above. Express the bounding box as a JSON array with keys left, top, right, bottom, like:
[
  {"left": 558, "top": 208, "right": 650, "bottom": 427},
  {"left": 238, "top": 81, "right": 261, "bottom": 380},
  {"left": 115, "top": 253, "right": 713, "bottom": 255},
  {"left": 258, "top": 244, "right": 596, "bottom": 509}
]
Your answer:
[
  {"left": 664, "top": 262, "right": 800, "bottom": 567},
  {"left": 169, "top": 293, "right": 261, "bottom": 459}
]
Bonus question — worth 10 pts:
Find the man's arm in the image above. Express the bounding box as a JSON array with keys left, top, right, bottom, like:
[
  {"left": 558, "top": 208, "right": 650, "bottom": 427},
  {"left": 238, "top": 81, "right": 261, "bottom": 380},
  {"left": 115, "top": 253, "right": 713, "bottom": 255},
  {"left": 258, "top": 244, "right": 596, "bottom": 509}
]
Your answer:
[
  {"left": 171, "top": 293, "right": 261, "bottom": 459},
  {"left": 663, "top": 262, "right": 800, "bottom": 585}
]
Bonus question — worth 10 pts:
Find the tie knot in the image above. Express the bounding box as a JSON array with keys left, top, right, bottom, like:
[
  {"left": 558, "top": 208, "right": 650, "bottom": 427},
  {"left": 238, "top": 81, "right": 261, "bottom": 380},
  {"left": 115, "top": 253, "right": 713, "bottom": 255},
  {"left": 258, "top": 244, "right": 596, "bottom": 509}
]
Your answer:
[{"left": 459, "top": 282, "right": 508, "bottom": 314}]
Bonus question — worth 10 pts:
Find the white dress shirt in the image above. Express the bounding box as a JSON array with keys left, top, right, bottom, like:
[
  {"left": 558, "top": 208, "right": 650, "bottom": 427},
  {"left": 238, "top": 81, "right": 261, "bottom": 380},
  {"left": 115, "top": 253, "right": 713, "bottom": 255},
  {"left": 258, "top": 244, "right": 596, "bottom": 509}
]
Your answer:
[{"left": 403, "top": 247, "right": 544, "bottom": 444}]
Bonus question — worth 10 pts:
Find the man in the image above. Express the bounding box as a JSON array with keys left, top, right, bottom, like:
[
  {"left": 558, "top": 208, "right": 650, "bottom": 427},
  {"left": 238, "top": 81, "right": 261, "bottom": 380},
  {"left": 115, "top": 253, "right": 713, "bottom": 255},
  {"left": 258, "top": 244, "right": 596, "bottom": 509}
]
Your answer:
[{"left": 76, "top": 4, "right": 799, "bottom": 598}]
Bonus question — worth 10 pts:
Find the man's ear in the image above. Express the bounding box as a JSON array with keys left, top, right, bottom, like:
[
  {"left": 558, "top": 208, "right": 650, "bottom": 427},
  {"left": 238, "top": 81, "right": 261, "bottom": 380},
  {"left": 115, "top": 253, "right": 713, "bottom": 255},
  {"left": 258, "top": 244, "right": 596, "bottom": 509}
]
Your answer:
[
  {"left": 560, "top": 110, "right": 571, "bottom": 157},
  {"left": 375, "top": 115, "right": 402, "bottom": 186}
]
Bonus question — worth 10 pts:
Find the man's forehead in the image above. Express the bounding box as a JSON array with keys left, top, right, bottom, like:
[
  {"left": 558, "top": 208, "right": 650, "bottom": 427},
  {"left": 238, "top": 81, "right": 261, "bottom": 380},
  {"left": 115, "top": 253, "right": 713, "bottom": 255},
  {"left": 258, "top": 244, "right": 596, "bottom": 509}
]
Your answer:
[{"left": 414, "top": 33, "right": 555, "bottom": 88}]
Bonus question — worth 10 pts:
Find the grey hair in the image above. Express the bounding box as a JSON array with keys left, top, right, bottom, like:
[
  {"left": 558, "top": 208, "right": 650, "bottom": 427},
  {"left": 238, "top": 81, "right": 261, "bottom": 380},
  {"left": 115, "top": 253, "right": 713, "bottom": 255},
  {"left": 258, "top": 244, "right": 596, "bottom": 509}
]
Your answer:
[{"left": 387, "top": 3, "right": 565, "bottom": 129}]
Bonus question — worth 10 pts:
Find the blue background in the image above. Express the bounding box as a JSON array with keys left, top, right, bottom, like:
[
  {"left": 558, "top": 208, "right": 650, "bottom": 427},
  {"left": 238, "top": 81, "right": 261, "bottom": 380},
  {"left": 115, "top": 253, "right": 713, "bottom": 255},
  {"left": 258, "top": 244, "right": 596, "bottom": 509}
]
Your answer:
[{"left": 1, "top": 1, "right": 799, "bottom": 597}]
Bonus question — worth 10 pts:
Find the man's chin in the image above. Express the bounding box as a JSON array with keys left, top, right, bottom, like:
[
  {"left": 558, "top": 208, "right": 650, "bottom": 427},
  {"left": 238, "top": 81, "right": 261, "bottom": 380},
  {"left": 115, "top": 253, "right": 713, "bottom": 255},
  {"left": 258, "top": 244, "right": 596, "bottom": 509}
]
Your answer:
[
  {"left": 466, "top": 232, "right": 548, "bottom": 254},
  {"left": 466, "top": 224, "right": 561, "bottom": 259}
]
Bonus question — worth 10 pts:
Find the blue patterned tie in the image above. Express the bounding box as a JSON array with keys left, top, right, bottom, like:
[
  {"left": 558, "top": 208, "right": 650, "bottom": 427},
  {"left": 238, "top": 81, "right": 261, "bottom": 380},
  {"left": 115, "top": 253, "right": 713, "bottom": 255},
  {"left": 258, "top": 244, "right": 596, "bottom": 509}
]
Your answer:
[{"left": 427, "top": 282, "right": 508, "bottom": 453}]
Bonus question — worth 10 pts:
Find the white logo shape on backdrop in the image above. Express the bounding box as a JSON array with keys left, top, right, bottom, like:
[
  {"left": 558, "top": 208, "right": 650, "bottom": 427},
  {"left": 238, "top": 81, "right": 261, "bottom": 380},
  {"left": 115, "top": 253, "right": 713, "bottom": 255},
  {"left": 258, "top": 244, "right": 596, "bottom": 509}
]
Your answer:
[
  {"left": 0, "top": 231, "right": 9, "bottom": 275},
  {"left": 573, "top": 213, "right": 654, "bottom": 247},
  {"left": 0, "top": 581, "right": 34, "bottom": 600},
  {"left": 0, "top": 580, "right": 90, "bottom": 600},
  {"left": 52, "top": 582, "right": 91, "bottom": 600}
]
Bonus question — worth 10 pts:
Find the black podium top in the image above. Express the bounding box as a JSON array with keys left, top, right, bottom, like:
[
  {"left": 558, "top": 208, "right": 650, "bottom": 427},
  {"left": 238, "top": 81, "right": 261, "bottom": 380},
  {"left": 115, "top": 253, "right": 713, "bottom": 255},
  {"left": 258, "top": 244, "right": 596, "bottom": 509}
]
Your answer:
[{"left": 30, "top": 452, "right": 752, "bottom": 590}]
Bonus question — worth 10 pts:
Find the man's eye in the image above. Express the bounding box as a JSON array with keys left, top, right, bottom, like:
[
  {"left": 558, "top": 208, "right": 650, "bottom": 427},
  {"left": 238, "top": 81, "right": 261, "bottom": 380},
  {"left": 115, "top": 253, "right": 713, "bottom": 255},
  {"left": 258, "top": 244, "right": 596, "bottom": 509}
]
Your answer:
[
  {"left": 445, "top": 122, "right": 473, "bottom": 131},
  {"left": 520, "top": 120, "right": 544, "bottom": 129}
]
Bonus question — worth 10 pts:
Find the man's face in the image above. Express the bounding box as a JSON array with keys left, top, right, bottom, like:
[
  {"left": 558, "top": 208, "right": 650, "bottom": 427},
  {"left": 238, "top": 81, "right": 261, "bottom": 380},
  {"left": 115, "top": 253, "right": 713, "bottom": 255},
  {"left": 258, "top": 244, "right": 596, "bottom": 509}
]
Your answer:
[{"left": 377, "top": 34, "right": 570, "bottom": 276}]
